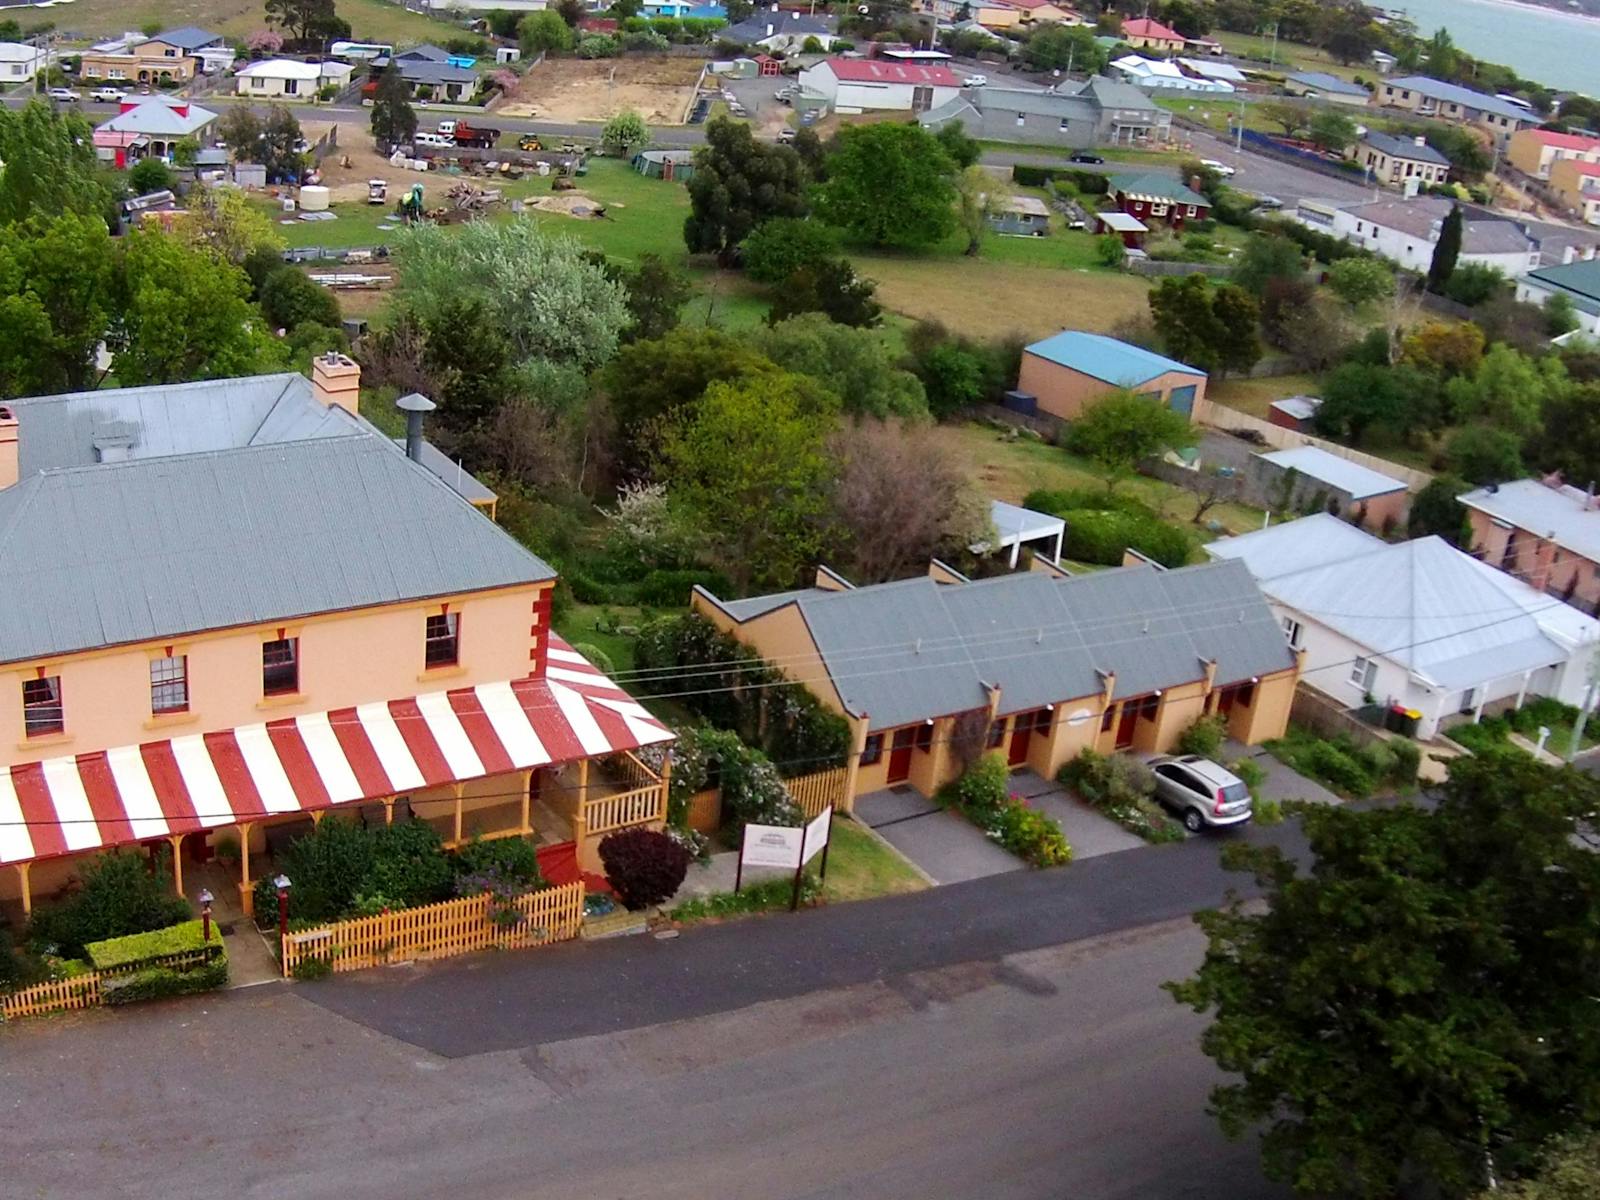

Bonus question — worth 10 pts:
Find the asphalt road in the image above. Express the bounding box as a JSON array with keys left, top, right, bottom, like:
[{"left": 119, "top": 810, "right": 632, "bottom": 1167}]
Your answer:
[{"left": 2, "top": 917, "right": 1289, "bottom": 1200}]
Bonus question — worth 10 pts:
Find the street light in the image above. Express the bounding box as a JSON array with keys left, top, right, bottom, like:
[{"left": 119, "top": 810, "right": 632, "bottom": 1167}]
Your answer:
[
  {"left": 274, "top": 874, "right": 292, "bottom": 941},
  {"left": 198, "top": 888, "right": 215, "bottom": 943}
]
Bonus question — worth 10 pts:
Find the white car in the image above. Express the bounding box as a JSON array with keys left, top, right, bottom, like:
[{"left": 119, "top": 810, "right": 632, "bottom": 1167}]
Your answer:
[
  {"left": 47, "top": 87, "right": 80, "bottom": 103},
  {"left": 964, "top": 74, "right": 988, "bottom": 87},
  {"left": 1199, "top": 158, "right": 1236, "bottom": 177},
  {"left": 89, "top": 87, "right": 127, "bottom": 103}
]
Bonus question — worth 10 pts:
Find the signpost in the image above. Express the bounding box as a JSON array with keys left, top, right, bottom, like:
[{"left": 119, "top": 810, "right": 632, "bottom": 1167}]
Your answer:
[{"left": 736, "top": 806, "right": 833, "bottom": 911}]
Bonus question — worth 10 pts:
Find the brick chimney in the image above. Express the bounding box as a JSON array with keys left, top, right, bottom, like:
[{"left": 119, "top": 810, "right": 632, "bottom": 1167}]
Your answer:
[
  {"left": 0, "top": 406, "right": 16, "bottom": 490},
  {"left": 311, "top": 351, "right": 361, "bottom": 416}
]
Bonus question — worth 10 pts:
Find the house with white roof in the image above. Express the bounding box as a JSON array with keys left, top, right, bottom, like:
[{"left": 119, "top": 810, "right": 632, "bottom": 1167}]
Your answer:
[
  {"left": 1295, "top": 195, "right": 1541, "bottom": 276},
  {"left": 1249, "top": 446, "right": 1409, "bottom": 532},
  {"left": 1112, "top": 54, "right": 1235, "bottom": 93},
  {"left": 235, "top": 58, "right": 356, "bottom": 98},
  {"left": 1206, "top": 514, "right": 1600, "bottom": 738},
  {"left": 0, "top": 41, "right": 47, "bottom": 83}
]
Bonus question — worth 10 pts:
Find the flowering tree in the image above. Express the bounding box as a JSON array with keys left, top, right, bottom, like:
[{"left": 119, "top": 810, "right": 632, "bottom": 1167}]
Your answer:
[{"left": 246, "top": 29, "right": 284, "bottom": 55}]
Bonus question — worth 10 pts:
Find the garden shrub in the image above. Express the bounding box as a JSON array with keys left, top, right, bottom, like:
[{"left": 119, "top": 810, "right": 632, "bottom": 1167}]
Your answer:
[
  {"left": 88, "top": 920, "right": 228, "bottom": 1005},
  {"left": 636, "top": 568, "right": 730, "bottom": 607},
  {"left": 1229, "top": 756, "right": 1265, "bottom": 795},
  {"left": 673, "top": 872, "right": 822, "bottom": 921},
  {"left": 719, "top": 747, "right": 803, "bottom": 837},
  {"left": 565, "top": 569, "right": 614, "bottom": 605},
  {"left": 1060, "top": 508, "right": 1191, "bottom": 568},
  {"left": 290, "top": 954, "right": 333, "bottom": 981},
  {"left": 28, "top": 851, "right": 192, "bottom": 960},
  {"left": 570, "top": 641, "right": 615, "bottom": 674},
  {"left": 1359, "top": 740, "right": 1398, "bottom": 784},
  {"left": 1022, "top": 487, "right": 1152, "bottom": 517},
  {"left": 634, "top": 615, "right": 851, "bottom": 772},
  {"left": 451, "top": 836, "right": 542, "bottom": 887},
  {"left": 1299, "top": 740, "right": 1373, "bottom": 797},
  {"left": 1058, "top": 750, "right": 1181, "bottom": 844},
  {"left": 599, "top": 828, "right": 692, "bottom": 910},
  {"left": 253, "top": 817, "right": 455, "bottom": 927},
  {"left": 1388, "top": 738, "right": 1421, "bottom": 786},
  {"left": 1177, "top": 714, "right": 1226, "bottom": 759},
  {"left": 945, "top": 753, "right": 1072, "bottom": 867},
  {"left": 1011, "top": 165, "right": 1108, "bottom": 193}
]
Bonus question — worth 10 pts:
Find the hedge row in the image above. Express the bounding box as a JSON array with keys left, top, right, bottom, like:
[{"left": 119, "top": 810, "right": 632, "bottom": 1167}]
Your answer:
[
  {"left": 102, "top": 955, "right": 229, "bottom": 1006},
  {"left": 85, "top": 919, "right": 220, "bottom": 971},
  {"left": 1061, "top": 509, "right": 1191, "bottom": 568},
  {"left": 1012, "top": 165, "right": 1110, "bottom": 194}
]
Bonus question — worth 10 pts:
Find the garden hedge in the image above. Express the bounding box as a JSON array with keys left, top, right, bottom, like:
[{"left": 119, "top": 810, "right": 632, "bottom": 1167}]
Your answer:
[
  {"left": 1011, "top": 165, "right": 1109, "bottom": 194},
  {"left": 1060, "top": 508, "right": 1191, "bottom": 568},
  {"left": 87, "top": 919, "right": 229, "bottom": 1005}
]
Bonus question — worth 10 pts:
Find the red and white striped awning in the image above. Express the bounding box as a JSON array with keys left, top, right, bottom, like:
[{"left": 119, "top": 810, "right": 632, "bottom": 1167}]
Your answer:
[{"left": 0, "top": 639, "right": 672, "bottom": 868}]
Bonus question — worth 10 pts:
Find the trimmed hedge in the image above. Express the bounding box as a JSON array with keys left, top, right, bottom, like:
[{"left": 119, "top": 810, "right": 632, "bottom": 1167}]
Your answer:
[
  {"left": 1011, "top": 165, "right": 1109, "bottom": 194},
  {"left": 85, "top": 919, "right": 220, "bottom": 971},
  {"left": 1060, "top": 508, "right": 1191, "bottom": 568},
  {"left": 87, "top": 919, "right": 229, "bottom": 1005},
  {"left": 101, "top": 956, "right": 229, "bottom": 1006}
]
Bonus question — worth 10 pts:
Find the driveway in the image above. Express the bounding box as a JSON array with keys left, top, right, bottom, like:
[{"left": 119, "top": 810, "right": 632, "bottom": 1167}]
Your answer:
[
  {"left": 855, "top": 787, "right": 1024, "bottom": 884},
  {"left": 1008, "top": 770, "right": 1146, "bottom": 859},
  {"left": 1224, "top": 740, "right": 1343, "bottom": 807}
]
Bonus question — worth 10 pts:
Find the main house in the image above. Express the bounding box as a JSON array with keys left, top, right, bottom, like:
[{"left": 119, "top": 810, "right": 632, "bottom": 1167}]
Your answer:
[
  {"left": 1107, "top": 171, "right": 1211, "bottom": 230},
  {"left": 0, "top": 356, "right": 672, "bottom": 918},
  {"left": 1295, "top": 195, "right": 1540, "bottom": 276},
  {"left": 692, "top": 558, "right": 1299, "bottom": 805},
  {"left": 798, "top": 58, "right": 962, "bottom": 114},
  {"left": 366, "top": 45, "right": 480, "bottom": 102},
  {"left": 1207, "top": 514, "right": 1600, "bottom": 739},
  {"left": 235, "top": 58, "right": 356, "bottom": 98},
  {"left": 1546, "top": 158, "right": 1600, "bottom": 227},
  {"left": 1014, "top": 330, "right": 1207, "bottom": 421},
  {"left": 1458, "top": 476, "right": 1600, "bottom": 616},
  {"left": 919, "top": 75, "right": 1171, "bottom": 149},
  {"left": 1375, "top": 75, "right": 1531, "bottom": 143},
  {"left": 1283, "top": 71, "right": 1369, "bottom": 107},
  {"left": 0, "top": 41, "right": 47, "bottom": 83},
  {"left": 92, "top": 97, "right": 218, "bottom": 167}
]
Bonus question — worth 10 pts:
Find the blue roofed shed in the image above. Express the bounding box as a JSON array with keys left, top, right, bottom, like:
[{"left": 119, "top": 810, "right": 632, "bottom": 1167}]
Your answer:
[{"left": 1016, "top": 331, "right": 1207, "bottom": 422}]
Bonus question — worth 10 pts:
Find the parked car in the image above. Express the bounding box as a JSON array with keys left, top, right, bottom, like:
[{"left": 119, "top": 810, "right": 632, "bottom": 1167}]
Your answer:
[
  {"left": 1068, "top": 152, "right": 1104, "bottom": 164},
  {"left": 47, "top": 87, "right": 80, "bottom": 103},
  {"left": 776, "top": 128, "right": 796, "bottom": 143},
  {"left": 1199, "top": 157, "right": 1236, "bottom": 177},
  {"left": 1251, "top": 194, "right": 1284, "bottom": 210},
  {"left": 963, "top": 74, "right": 988, "bottom": 87},
  {"left": 1148, "top": 755, "right": 1253, "bottom": 833},
  {"left": 89, "top": 86, "right": 128, "bottom": 103}
]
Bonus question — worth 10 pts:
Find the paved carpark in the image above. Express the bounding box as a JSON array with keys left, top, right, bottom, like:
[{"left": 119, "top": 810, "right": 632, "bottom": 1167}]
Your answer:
[
  {"left": 1224, "top": 742, "right": 1343, "bottom": 807},
  {"left": 855, "top": 787, "right": 1025, "bottom": 884}
]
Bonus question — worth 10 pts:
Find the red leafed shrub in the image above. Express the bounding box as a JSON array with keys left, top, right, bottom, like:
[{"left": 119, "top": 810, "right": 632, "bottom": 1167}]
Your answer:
[{"left": 599, "top": 828, "right": 691, "bottom": 911}]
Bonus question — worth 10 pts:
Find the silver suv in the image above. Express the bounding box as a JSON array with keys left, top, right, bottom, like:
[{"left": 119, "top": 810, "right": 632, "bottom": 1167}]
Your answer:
[{"left": 1149, "top": 755, "right": 1253, "bottom": 833}]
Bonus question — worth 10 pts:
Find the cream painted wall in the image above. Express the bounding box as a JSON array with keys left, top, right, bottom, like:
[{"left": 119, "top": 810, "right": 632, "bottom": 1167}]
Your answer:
[
  {"left": 0, "top": 583, "right": 548, "bottom": 764},
  {"left": 691, "top": 594, "right": 850, "bottom": 716}
]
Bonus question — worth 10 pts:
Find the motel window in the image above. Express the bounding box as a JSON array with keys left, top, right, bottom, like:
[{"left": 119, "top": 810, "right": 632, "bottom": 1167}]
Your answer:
[
  {"left": 284, "top": 79, "right": 299, "bottom": 95},
  {"left": 262, "top": 637, "right": 300, "bottom": 696},
  {"left": 1349, "top": 656, "right": 1377, "bottom": 693},
  {"left": 987, "top": 720, "right": 1005, "bottom": 748},
  {"left": 425, "top": 613, "right": 460, "bottom": 668},
  {"left": 915, "top": 722, "right": 934, "bottom": 753},
  {"left": 860, "top": 733, "right": 884, "bottom": 766},
  {"left": 22, "top": 676, "right": 63, "bottom": 738},
  {"left": 150, "top": 655, "right": 189, "bottom": 714}
]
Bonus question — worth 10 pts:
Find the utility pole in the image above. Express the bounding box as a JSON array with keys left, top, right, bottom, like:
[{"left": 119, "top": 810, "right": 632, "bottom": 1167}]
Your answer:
[{"left": 1566, "top": 648, "right": 1600, "bottom": 761}]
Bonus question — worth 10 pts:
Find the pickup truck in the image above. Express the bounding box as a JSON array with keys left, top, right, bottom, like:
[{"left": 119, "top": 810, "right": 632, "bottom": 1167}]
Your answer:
[{"left": 89, "top": 87, "right": 127, "bottom": 102}]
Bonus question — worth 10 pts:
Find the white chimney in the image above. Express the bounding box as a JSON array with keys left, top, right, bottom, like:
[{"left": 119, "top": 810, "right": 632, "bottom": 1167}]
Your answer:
[
  {"left": 1566, "top": 243, "right": 1578, "bottom": 264},
  {"left": 767, "top": 21, "right": 774, "bottom": 34},
  {"left": 1414, "top": 134, "right": 1426, "bottom": 147}
]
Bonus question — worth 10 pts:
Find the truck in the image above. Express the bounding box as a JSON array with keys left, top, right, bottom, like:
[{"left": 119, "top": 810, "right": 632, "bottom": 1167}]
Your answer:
[{"left": 439, "top": 120, "right": 501, "bottom": 149}]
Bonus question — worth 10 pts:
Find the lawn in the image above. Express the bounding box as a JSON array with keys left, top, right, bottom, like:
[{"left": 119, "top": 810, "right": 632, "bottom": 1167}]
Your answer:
[
  {"left": 819, "top": 818, "right": 929, "bottom": 903},
  {"left": 1211, "top": 31, "right": 1366, "bottom": 82},
  {"left": 1208, "top": 373, "right": 1322, "bottom": 419},
  {"left": 931, "top": 422, "right": 1269, "bottom": 544},
  {"left": 49, "top": 0, "right": 462, "bottom": 45},
  {"left": 553, "top": 603, "right": 647, "bottom": 675}
]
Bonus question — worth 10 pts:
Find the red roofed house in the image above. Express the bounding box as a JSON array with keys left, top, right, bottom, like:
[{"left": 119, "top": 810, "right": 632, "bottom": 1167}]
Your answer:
[
  {"left": 1119, "top": 16, "right": 1185, "bottom": 53},
  {"left": 1507, "top": 126, "right": 1600, "bottom": 181},
  {"left": 798, "top": 57, "right": 964, "bottom": 113},
  {"left": 1550, "top": 158, "right": 1600, "bottom": 226}
]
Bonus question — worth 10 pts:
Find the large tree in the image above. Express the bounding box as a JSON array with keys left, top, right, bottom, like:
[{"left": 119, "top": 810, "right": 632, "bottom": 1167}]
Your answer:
[
  {"left": 1022, "top": 23, "right": 1107, "bottom": 73},
  {"left": 370, "top": 61, "right": 417, "bottom": 154},
  {"left": 0, "top": 101, "right": 110, "bottom": 226},
  {"left": 519, "top": 9, "right": 575, "bottom": 53},
  {"left": 1307, "top": 108, "right": 1358, "bottom": 155},
  {"left": 0, "top": 212, "right": 117, "bottom": 398},
  {"left": 683, "top": 117, "right": 810, "bottom": 266},
  {"left": 1444, "top": 342, "right": 1568, "bottom": 441},
  {"left": 112, "top": 231, "right": 284, "bottom": 386},
  {"left": 264, "top": 0, "right": 344, "bottom": 45},
  {"left": 1148, "top": 275, "right": 1261, "bottom": 378},
  {"left": 1169, "top": 753, "right": 1600, "bottom": 1200},
  {"left": 1065, "top": 390, "right": 1193, "bottom": 490},
  {"left": 752, "top": 312, "right": 927, "bottom": 419},
  {"left": 655, "top": 372, "right": 838, "bottom": 590},
  {"left": 813, "top": 122, "right": 956, "bottom": 249},
  {"left": 1428, "top": 204, "right": 1464, "bottom": 292}
]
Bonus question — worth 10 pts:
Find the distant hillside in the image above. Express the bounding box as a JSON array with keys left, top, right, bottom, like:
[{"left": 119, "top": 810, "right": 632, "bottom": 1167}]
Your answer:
[{"left": 3, "top": 0, "right": 461, "bottom": 46}]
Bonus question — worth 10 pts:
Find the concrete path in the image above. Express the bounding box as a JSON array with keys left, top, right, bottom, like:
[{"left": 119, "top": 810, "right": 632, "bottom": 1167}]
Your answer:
[
  {"left": 1010, "top": 771, "right": 1148, "bottom": 859},
  {"left": 855, "top": 787, "right": 1024, "bottom": 885}
]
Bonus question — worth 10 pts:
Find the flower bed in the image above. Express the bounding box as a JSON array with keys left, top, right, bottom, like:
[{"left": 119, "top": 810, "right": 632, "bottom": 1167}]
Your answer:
[
  {"left": 943, "top": 754, "right": 1072, "bottom": 867},
  {"left": 1057, "top": 750, "right": 1183, "bottom": 844}
]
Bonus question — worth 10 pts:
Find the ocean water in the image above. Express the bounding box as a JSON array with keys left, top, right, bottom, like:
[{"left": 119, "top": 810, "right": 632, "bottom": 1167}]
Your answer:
[{"left": 1390, "top": 0, "right": 1600, "bottom": 94}]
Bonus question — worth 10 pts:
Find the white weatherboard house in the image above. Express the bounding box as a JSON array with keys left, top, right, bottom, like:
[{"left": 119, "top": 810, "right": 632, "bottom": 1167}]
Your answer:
[
  {"left": 235, "top": 58, "right": 355, "bottom": 97},
  {"left": 1206, "top": 514, "right": 1600, "bottom": 739},
  {"left": 797, "top": 58, "right": 962, "bottom": 114},
  {"left": 0, "top": 42, "right": 47, "bottom": 82},
  {"left": 1295, "top": 195, "right": 1541, "bottom": 276}
]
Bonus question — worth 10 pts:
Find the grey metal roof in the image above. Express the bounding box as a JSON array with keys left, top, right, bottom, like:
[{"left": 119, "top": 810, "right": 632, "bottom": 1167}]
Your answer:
[
  {"left": 715, "top": 588, "right": 830, "bottom": 621},
  {"left": 391, "top": 437, "right": 497, "bottom": 504},
  {"left": 971, "top": 87, "right": 1099, "bottom": 121},
  {"left": 1383, "top": 76, "right": 1531, "bottom": 123},
  {"left": 154, "top": 26, "right": 227, "bottom": 51},
  {"left": 1286, "top": 70, "right": 1367, "bottom": 97},
  {"left": 724, "top": 12, "right": 836, "bottom": 40},
  {"left": 1071, "top": 74, "right": 1163, "bottom": 114},
  {"left": 1362, "top": 131, "right": 1452, "bottom": 167},
  {"left": 0, "top": 435, "right": 552, "bottom": 666},
  {"left": 716, "top": 559, "right": 1294, "bottom": 729}
]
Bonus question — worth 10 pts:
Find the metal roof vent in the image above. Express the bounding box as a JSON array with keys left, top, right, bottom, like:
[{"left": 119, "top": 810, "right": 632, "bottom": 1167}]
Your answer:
[
  {"left": 395, "top": 392, "right": 437, "bottom": 464},
  {"left": 91, "top": 423, "right": 138, "bottom": 464}
]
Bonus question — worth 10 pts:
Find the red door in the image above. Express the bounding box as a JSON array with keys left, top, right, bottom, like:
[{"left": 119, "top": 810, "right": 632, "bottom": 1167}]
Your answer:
[
  {"left": 1008, "top": 720, "right": 1031, "bottom": 766},
  {"left": 887, "top": 728, "right": 915, "bottom": 783},
  {"left": 1115, "top": 699, "right": 1142, "bottom": 749}
]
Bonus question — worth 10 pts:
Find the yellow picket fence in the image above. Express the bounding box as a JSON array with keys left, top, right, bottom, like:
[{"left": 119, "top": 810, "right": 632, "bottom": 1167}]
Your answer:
[
  {"left": 2, "top": 973, "right": 103, "bottom": 1021},
  {"left": 582, "top": 782, "right": 667, "bottom": 837},
  {"left": 280, "top": 881, "right": 586, "bottom": 978},
  {"left": 787, "top": 766, "right": 848, "bottom": 820}
]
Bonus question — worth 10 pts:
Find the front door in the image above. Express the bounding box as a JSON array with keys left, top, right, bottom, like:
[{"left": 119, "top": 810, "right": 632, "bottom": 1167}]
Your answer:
[
  {"left": 1116, "top": 697, "right": 1146, "bottom": 749},
  {"left": 1008, "top": 721, "right": 1031, "bottom": 766},
  {"left": 887, "top": 728, "right": 916, "bottom": 783}
]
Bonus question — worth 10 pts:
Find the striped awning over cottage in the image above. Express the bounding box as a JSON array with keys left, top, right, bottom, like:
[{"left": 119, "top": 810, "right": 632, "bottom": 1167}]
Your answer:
[{"left": 0, "top": 639, "right": 672, "bottom": 868}]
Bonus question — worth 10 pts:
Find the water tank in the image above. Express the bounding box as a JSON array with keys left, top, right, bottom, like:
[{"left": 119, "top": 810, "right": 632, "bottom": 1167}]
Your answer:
[{"left": 299, "top": 185, "right": 331, "bottom": 212}]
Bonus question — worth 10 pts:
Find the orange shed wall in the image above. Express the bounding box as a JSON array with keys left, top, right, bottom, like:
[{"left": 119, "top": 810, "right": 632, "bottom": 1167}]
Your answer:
[
  {"left": 0, "top": 584, "right": 549, "bottom": 766},
  {"left": 690, "top": 594, "right": 849, "bottom": 717},
  {"left": 1017, "top": 355, "right": 1206, "bottom": 422}
]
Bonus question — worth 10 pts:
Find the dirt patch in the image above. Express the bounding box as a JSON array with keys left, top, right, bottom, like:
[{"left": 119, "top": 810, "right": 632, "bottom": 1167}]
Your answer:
[
  {"left": 497, "top": 56, "right": 704, "bottom": 124},
  {"left": 524, "top": 191, "right": 611, "bottom": 217},
  {"left": 309, "top": 126, "right": 442, "bottom": 202}
]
